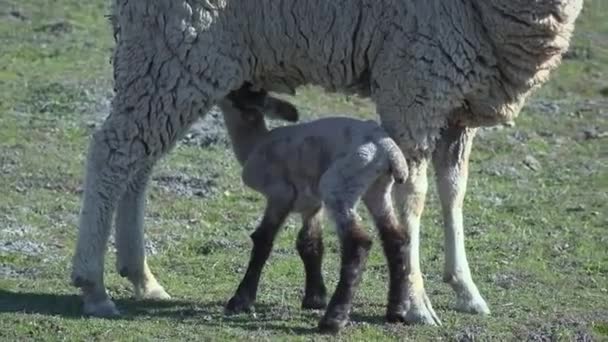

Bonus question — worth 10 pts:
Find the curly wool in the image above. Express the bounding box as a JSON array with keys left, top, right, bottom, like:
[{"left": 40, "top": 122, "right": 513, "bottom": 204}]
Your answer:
[{"left": 107, "top": 0, "right": 581, "bottom": 156}]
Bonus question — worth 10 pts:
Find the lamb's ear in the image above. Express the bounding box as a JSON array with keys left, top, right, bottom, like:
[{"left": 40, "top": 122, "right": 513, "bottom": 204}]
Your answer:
[{"left": 264, "top": 97, "right": 299, "bottom": 122}]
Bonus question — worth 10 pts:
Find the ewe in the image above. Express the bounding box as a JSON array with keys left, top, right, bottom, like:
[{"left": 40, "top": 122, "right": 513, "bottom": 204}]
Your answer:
[{"left": 73, "top": 0, "right": 583, "bottom": 331}]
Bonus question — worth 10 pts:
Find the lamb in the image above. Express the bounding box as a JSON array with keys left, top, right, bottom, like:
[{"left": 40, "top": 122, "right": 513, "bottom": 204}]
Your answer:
[
  {"left": 71, "top": 0, "right": 583, "bottom": 331},
  {"left": 219, "top": 84, "right": 410, "bottom": 331}
]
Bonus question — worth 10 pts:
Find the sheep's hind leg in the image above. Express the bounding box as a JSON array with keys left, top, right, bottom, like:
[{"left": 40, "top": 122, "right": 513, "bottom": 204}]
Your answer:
[
  {"left": 362, "top": 175, "right": 411, "bottom": 323},
  {"left": 297, "top": 207, "right": 327, "bottom": 310},
  {"left": 433, "top": 124, "right": 489, "bottom": 315},
  {"left": 225, "top": 189, "right": 293, "bottom": 315},
  {"left": 392, "top": 159, "right": 441, "bottom": 325},
  {"left": 115, "top": 164, "right": 170, "bottom": 301},
  {"left": 317, "top": 156, "right": 375, "bottom": 333}
]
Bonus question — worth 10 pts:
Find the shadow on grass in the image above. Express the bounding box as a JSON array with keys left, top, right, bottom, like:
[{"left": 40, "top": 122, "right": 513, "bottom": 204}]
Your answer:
[
  {"left": 0, "top": 290, "right": 400, "bottom": 335},
  {"left": 0, "top": 290, "right": 321, "bottom": 335},
  {"left": 0, "top": 289, "right": 196, "bottom": 319}
]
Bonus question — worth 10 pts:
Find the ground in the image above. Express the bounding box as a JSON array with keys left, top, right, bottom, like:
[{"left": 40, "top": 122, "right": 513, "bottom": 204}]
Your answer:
[{"left": 0, "top": 0, "right": 607, "bottom": 340}]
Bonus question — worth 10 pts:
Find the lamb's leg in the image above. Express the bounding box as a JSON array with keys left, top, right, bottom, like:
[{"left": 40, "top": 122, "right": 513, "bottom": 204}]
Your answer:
[
  {"left": 115, "top": 165, "right": 170, "bottom": 301},
  {"left": 317, "top": 155, "right": 375, "bottom": 333},
  {"left": 392, "top": 159, "right": 441, "bottom": 325},
  {"left": 297, "top": 208, "right": 327, "bottom": 310},
  {"left": 433, "top": 124, "right": 489, "bottom": 315},
  {"left": 362, "top": 175, "right": 410, "bottom": 323},
  {"left": 225, "top": 195, "right": 293, "bottom": 314}
]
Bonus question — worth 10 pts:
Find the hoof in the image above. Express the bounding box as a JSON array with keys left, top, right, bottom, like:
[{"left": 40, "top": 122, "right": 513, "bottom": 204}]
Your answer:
[
  {"left": 72, "top": 275, "right": 94, "bottom": 288},
  {"left": 403, "top": 292, "right": 442, "bottom": 326},
  {"left": 83, "top": 297, "right": 120, "bottom": 318},
  {"left": 386, "top": 310, "right": 407, "bottom": 323},
  {"left": 224, "top": 295, "right": 254, "bottom": 315},
  {"left": 302, "top": 294, "right": 327, "bottom": 310},
  {"left": 140, "top": 286, "right": 171, "bottom": 301},
  {"left": 318, "top": 316, "right": 347, "bottom": 334},
  {"left": 455, "top": 295, "right": 490, "bottom": 315}
]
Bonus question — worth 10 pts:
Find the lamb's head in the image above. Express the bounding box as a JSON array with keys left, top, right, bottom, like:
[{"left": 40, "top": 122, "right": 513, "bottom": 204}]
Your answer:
[{"left": 226, "top": 82, "right": 300, "bottom": 124}]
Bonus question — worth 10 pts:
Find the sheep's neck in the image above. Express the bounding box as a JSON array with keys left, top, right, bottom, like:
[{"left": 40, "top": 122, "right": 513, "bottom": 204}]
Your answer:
[{"left": 223, "top": 115, "right": 269, "bottom": 165}]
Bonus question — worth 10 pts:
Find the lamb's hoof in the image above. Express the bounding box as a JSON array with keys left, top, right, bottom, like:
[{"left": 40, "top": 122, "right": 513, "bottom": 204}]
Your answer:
[
  {"left": 386, "top": 309, "right": 407, "bottom": 323},
  {"left": 318, "top": 316, "right": 347, "bottom": 334},
  {"left": 224, "top": 295, "right": 254, "bottom": 315},
  {"left": 454, "top": 294, "right": 490, "bottom": 315},
  {"left": 302, "top": 294, "right": 327, "bottom": 310},
  {"left": 404, "top": 292, "right": 442, "bottom": 326},
  {"left": 83, "top": 297, "right": 120, "bottom": 318}
]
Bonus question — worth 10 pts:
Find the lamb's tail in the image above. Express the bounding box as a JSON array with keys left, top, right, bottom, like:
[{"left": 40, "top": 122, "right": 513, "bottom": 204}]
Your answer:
[{"left": 380, "top": 137, "right": 408, "bottom": 184}]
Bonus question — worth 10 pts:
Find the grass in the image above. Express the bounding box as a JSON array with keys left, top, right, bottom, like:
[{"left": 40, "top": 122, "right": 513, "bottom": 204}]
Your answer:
[{"left": 1, "top": 0, "right": 607, "bottom": 340}]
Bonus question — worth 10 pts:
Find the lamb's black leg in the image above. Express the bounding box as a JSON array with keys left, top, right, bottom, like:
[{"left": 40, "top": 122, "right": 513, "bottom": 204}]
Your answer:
[
  {"left": 297, "top": 208, "right": 327, "bottom": 310},
  {"left": 363, "top": 175, "right": 410, "bottom": 322},
  {"left": 225, "top": 200, "right": 291, "bottom": 314},
  {"left": 318, "top": 222, "right": 372, "bottom": 333}
]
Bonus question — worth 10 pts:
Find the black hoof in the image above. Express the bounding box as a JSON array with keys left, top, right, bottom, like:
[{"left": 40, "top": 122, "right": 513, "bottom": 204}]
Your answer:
[
  {"left": 318, "top": 317, "right": 347, "bottom": 334},
  {"left": 224, "top": 295, "right": 254, "bottom": 315},
  {"left": 302, "top": 294, "right": 327, "bottom": 310},
  {"left": 71, "top": 276, "right": 93, "bottom": 288},
  {"left": 386, "top": 311, "right": 407, "bottom": 323}
]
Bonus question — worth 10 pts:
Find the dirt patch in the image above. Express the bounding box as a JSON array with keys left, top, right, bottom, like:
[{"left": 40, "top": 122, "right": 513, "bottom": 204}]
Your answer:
[
  {"left": 0, "top": 151, "right": 19, "bottom": 175},
  {"left": 13, "top": 174, "right": 81, "bottom": 195},
  {"left": 0, "top": 7, "right": 29, "bottom": 22},
  {"left": 483, "top": 161, "right": 523, "bottom": 180},
  {"left": 107, "top": 234, "right": 159, "bottom": 256},
  {"left": 452, "top": 325, "right": 486, "bottom": 342},
  {"left": 0, "top": 240, "right": 46, "bottom": 256},
  {"left": 0, "top": 224, "right": 45, "bottom": 257},
  {"left": 0, "top": 222, "right": 61, "bottom": 260},
  {"left": 182, "top": 108, "right": 231, "bottom": 148},
  {"left": 516, "top": 313, "right": 608, "bottom": 342},
  {"left": 152, "top": 172, "right": 219, "bottom": 198},
  {"left": 33, "top": 20, "right": 74, "bottom": 36},
  {"left": 0, "top": 264, "right": 39, "bottom": 279},
  {"left": 492, "top": 271, "right": 531, "bottom": 289},
  {"left": 563, "top": 44, "right": 594, "bottom": 61},
  {"left": 196, "top": 238, "right": 247, "bottom": 256}
]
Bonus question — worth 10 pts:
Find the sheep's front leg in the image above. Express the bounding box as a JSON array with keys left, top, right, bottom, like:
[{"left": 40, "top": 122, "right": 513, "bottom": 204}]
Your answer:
[
  {"left": 297, "top": 208, "right": 327, "bottom": 310},
  {"left": 433, "top": 124, "right": 490, "bottom": 315},
  {"left": 115, "top": 165, "right": 170, "bottom": 301},
  {"left": 225, "top": 197, "right": 292, "bottom": 314},
  {"left": 392, "top": 159, "right": 441, "bottom": 325}
]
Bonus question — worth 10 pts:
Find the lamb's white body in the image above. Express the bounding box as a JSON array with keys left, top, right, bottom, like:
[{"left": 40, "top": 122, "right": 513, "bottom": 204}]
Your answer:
[
  {"left": 238, "top": 117, "right": 409, "bottom": 211},
  {"left": 72, "top": 0, "right": 583, "bottom": 331}
]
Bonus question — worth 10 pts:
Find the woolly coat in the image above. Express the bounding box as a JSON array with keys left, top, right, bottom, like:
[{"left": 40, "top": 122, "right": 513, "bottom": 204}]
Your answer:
[{"left": 109, "top": 0, "right": 582, "bottom": 158}]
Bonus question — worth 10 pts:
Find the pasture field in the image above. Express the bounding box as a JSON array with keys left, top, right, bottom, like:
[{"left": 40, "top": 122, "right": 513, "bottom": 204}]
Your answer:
[{"left": 0, "top": 0, "right": 606, "bottom": 340}]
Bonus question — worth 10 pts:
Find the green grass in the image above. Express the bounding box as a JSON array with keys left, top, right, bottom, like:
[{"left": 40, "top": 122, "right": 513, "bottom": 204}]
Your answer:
[{"left": 1, "top": 0, "right": 607, "bottom": 340}]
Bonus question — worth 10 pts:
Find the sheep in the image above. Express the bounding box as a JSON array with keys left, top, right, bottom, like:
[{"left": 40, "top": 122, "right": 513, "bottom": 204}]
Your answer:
[
  {"left": 218, "top": 83, "right": 411, "bottom": 331},
  {"left": 71, "top": 0, "right": 583, "bottom": 331}
]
